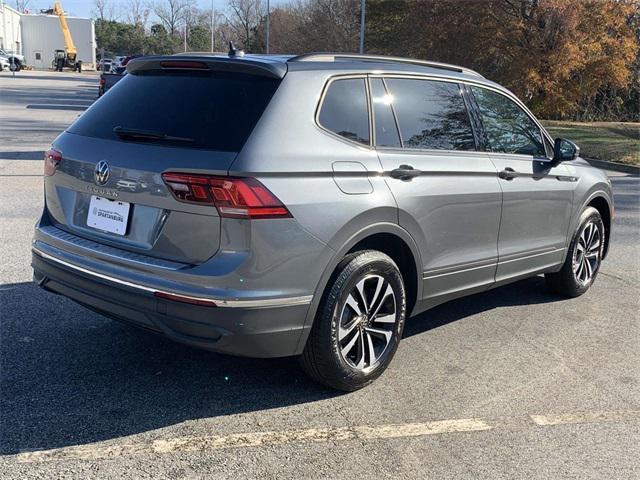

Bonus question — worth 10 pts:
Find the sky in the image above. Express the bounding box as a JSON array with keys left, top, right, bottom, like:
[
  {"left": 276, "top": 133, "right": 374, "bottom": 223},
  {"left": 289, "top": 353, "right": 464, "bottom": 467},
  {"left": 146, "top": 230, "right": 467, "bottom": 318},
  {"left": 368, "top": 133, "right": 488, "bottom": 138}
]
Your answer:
[{"left": 20, "top": 0, "right": 288, "bottom": 19}]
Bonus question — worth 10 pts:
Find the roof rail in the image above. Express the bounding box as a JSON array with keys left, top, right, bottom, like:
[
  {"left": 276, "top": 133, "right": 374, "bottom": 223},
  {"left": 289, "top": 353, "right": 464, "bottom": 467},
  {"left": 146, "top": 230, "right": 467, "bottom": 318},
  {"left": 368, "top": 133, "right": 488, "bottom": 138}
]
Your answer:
[{"left": 287, "top": 53, "right": 483, "bottom": 78}]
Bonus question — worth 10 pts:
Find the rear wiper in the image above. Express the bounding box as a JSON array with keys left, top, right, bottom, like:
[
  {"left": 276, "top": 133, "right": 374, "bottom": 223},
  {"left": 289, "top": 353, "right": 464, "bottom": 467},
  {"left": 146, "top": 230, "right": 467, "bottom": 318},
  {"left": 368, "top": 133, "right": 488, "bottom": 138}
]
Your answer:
[{"left": 113, "top": 126, "right": 194, "bottom": 143}]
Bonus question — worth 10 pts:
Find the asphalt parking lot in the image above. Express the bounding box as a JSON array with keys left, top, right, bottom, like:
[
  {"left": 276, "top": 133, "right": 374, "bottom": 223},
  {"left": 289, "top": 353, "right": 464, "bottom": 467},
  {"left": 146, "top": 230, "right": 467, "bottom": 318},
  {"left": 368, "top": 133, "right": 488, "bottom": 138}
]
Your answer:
[{"left": 0, "top": 71, "right": 639, "bottom": 479}]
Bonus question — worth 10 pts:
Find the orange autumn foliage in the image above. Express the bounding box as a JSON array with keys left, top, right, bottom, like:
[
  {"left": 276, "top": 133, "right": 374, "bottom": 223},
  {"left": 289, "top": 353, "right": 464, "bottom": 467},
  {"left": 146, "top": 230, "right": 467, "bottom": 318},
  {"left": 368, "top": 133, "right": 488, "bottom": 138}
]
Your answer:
[{"left": 366, "top": 0, "right": 639, "bottom": 120}]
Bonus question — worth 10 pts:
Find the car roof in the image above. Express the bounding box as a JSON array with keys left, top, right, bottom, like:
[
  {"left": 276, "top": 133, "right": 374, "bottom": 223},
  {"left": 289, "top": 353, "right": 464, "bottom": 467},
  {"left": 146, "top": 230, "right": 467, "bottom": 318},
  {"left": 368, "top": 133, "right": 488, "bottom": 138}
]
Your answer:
[
  {"left": 170, "top": 51, "right": 485, "bottom": 80},
  {"left": 133, "top": 52, "right": 506, "bottom": 91}
]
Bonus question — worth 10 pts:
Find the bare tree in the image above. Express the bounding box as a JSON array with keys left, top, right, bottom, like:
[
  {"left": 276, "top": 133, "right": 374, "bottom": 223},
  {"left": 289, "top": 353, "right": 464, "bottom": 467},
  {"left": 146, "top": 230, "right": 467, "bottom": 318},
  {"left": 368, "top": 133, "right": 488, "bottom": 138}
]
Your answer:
[
  {"left": 182, "top": 5, "right": 201, "bottom": 29},
  {"left": 127, "top": 0, "right": 150, "bottom": 27},
  {"left": 153, "top": 0, "right": 195, "bottom": 36},
  {"left": 253, "top": 7, "right": 302, "bottom": 53},
  {"left": 15, "top": 0, "right": 31, "bottom": 13},
  {"left": 296, "top": 0, "right": 359, "bottom": 52},
  {"left": 93, "top": 0, "right": 119, "bottom": 21},
  {"left": 214, "top": 19, "right": 236, "bottom": 52},
  {"left": 226, "top": 0, "right": 264, "bottom": 48}
]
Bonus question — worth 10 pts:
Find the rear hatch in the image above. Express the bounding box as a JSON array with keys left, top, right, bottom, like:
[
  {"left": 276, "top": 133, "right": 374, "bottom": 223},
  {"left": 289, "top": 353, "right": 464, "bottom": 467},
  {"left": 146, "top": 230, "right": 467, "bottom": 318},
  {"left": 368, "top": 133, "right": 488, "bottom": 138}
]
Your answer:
[{"left": 44, "top": 56, "right": 284, "bottom": 264}]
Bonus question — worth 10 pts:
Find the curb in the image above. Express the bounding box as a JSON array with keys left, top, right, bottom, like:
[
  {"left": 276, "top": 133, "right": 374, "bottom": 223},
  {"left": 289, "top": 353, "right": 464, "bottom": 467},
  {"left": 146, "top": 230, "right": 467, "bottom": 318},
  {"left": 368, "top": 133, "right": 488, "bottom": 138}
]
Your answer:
[{"left": 585, "top": 158, "right": 639, "bottom": 175}]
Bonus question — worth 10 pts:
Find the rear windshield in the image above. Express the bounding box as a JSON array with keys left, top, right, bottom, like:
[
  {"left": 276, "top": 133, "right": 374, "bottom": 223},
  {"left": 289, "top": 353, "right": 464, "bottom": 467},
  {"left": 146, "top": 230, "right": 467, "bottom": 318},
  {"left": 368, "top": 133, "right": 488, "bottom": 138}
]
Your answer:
[{"left": 69, "top": 70, "right": 281, "bottom": 151}]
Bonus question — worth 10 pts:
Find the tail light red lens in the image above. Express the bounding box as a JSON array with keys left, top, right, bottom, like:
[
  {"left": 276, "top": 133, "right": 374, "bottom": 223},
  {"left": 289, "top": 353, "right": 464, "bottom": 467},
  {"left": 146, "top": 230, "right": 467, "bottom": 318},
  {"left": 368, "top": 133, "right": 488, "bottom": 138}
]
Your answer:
[
  {"left": 162, "top": 173, "right": 292, "bottom": 219},
  {"left": 44, "top": 148, "right": 62, "bottom": 176},
  {"left": 99, "top": 78, "right": 106, "bottom": 86}
]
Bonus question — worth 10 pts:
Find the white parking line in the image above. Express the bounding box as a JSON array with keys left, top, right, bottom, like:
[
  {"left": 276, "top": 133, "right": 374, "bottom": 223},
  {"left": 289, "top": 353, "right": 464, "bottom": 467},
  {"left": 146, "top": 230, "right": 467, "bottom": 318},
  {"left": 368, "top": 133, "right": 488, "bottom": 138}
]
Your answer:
[
  {"left": 14, "top": 410, "right": 640, "bottom": 463},
  {"left": 17, "top": 419, "right": 491, "bottom": 463},
  {"left": 530, "top": 410, "right": 640, "bottom": 426}
]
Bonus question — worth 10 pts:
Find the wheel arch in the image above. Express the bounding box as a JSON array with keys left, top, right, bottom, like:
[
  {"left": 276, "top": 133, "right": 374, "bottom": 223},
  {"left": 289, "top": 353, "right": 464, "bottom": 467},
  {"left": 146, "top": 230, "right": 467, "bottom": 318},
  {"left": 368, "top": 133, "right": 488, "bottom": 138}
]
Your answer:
[
  {"left": 582, "top": 191, "right": 613, "bottom": 259},
  {"left": 294, "top": 223, "right": 423, "bottom": 355}
]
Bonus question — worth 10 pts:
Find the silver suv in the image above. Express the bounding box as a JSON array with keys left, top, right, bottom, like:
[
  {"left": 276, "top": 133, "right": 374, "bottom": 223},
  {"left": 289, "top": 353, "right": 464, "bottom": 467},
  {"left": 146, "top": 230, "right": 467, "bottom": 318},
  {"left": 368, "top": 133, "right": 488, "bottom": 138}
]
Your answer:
[{"left": 33, "top": 53, "right": 613, "bottom": 390}]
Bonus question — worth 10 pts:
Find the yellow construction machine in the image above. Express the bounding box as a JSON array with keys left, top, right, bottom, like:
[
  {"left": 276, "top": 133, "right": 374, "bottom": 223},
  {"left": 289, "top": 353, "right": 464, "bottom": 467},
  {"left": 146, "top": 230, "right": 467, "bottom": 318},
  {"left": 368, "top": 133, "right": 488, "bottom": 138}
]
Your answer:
[{"left": 41, "top": 1, "right": 82, "bottom": 72}]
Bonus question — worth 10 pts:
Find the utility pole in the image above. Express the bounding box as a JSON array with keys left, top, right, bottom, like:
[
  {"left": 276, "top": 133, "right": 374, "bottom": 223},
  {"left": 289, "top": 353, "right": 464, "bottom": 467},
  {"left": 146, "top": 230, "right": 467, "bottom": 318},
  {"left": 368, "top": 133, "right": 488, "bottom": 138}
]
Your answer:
[
  {"left": 359, "top": 0, "right": 365, "bottom": 54},
  {"left": 210, "top": 0, "right": 215, "bottom": 52},
  {"left": 266, "top": 0, "right": 270, "bottom": 54}
]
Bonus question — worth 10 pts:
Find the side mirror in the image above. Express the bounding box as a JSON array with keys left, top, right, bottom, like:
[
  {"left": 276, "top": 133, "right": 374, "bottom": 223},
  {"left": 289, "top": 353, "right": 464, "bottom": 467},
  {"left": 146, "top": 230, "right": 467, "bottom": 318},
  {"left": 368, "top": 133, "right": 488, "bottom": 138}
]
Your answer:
[{"left": 551, "top": 138, "right": 579, "bottom": 166}]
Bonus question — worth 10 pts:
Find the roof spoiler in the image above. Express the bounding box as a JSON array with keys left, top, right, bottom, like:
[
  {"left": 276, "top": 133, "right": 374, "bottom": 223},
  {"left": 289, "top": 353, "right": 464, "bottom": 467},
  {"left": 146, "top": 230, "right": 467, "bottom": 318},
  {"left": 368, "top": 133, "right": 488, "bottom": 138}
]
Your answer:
[{"left": 126, "top": 55, "right": 287, "bottom": 79}]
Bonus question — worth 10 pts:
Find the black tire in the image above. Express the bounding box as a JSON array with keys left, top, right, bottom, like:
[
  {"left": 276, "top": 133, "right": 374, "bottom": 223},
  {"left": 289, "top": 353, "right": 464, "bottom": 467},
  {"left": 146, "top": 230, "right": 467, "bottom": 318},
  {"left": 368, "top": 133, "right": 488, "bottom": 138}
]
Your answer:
[
  {"left": 546, "top": 206, "right": 604, "bottom": 297},
  {"left": 301, "top": 250, "right": 407, "bottom": 391}
]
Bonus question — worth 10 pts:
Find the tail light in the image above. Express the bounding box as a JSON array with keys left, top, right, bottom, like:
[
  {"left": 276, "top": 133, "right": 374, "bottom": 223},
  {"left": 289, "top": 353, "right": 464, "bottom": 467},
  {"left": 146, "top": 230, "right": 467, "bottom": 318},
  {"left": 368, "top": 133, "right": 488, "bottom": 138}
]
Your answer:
[
  {"left": 162, "top": 173, "right": 292, "bottom": 219},
  {"left": 44, "top": 148, "right": 62, "bottom": 176},
  {"left": 99, "top": 78, "right": 106, "bottom": 86}
]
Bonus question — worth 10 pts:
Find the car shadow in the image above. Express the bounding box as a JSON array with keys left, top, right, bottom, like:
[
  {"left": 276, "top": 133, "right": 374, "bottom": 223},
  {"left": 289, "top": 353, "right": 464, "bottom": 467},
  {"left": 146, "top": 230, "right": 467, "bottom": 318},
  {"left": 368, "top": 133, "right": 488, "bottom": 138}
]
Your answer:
[
  {"left": 0, "top": 281, "right": 336, "bottom": 456},
  {"left": 404, "top": 275, "right": 563, "bottom": 338},
  {"left": 0, "top": 151, "right": 44, "bottom": 160},
  {"left": 3, "top": 74, "right": 97, "bottom": 83},
  {"left": 0, "top": 276, "right": 561, "bottom": 455}
]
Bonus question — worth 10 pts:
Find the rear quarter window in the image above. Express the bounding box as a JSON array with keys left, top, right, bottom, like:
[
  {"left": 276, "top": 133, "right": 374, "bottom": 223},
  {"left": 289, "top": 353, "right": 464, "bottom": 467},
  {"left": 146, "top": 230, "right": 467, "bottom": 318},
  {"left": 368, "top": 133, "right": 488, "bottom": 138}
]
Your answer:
[
  {"left": 68, "top": 70, "right": 281, "bottom": 152},
  {"left": 318, "top": 78, "right": 370, "bottom": 146}
]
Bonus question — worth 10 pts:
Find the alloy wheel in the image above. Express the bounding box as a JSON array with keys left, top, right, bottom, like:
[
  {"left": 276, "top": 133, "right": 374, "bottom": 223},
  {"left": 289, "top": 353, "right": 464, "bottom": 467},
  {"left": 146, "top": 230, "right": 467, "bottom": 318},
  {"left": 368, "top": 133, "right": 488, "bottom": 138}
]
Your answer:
[
  {"left": 338, "top": 274, "right": 397, "bottom": 372},
  {"left": 572, "top": 221, "right": 601, "bottom": 286}
]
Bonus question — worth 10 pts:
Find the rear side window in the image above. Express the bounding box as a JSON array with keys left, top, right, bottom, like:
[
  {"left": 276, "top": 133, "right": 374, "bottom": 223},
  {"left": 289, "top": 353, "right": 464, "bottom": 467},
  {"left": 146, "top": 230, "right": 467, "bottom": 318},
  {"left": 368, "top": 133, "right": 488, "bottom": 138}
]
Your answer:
[
  {"left": 318, "top": 78, "right": 370, "bottom": 145},
  {"left": 384, "top": 78, "right": 476, "bottom": 151},
  {"left": 68, "top": 70, "right": 280, "bottom": 151},
  {"left": 471, "top": 86, "right": 546, "bottom": 157}
]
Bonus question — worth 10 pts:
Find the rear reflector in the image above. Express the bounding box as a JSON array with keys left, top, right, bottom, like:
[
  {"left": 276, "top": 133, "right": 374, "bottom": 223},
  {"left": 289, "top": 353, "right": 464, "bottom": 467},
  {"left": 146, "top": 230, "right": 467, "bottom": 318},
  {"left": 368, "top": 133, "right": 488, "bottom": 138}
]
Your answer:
[
  {"left": 44, "top": 148, "right": 62, "bottom": 176},
  {"left": 154, "top": 291, "right": 218, "bottom": 307},
  {"left": 162, "top": 173, "right": 292, "bottom": 219}
]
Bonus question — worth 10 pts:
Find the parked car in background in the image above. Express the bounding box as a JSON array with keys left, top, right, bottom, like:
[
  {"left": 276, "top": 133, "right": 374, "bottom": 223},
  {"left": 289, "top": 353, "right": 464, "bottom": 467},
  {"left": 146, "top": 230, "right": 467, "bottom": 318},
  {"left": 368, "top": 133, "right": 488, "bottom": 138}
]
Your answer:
[
  {"left": 97, "top": 58, "right": 113, "bottom": 72},
  {"left": 0, "top": 57, "right": 10, "bottom": 71},
  {"left": 98, "top": 66, "right": 127, "bottom": 97},
  {"left": 0, "top": 48, "right": 25, "bottom": 71},
  {"left": 33, "top": 52, "right": 614, "bottom": 391},
  {"left": 113, "top": 56, "right": 127, "bottom": 68},
  {"left": 121, "top": 55, "right": 139, "bottom": 66}
]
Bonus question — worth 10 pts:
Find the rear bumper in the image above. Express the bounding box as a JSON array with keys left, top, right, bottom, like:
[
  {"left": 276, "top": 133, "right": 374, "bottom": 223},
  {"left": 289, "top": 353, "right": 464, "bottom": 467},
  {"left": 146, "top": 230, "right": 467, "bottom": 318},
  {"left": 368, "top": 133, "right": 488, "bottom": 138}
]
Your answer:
[{"left": 32, "top": 244, "right": 312, "bottom": 358}]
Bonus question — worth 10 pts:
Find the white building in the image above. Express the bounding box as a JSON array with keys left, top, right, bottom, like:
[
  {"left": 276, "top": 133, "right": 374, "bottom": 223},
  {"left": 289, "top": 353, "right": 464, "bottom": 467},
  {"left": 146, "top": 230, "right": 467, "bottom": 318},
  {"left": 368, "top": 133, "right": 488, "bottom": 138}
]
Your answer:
[
  {"left": 0, "top": 3, "right": 21, "bottom": 54},
  {"left": 0, "top": 2, "right": 96, "bottom": 70}
]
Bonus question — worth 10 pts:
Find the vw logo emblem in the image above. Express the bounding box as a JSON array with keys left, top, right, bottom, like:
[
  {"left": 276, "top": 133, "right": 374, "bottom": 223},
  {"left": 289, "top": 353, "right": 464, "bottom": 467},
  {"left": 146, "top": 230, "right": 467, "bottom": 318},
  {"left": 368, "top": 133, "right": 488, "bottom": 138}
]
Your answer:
[{"left": 94, "top": 161, "right": 110, "bottom": 186}]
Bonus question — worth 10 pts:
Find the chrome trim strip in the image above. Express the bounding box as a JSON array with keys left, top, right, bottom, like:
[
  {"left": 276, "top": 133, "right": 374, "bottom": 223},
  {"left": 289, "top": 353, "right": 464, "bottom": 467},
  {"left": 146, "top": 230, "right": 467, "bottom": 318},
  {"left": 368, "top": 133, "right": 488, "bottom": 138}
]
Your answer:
[
  {"left": 423, "top": 262, "right": 496, "bottom": 280},
  {"left": 38, "top": 225, "right": 184, "bottom": 271},
  {"left": 369, "top": 73, "right": 555, "bottom": 148},
  {"left": 32, "top": 247, "right": 313, "bottom": 309},
  {"left": 423, "top": 248, "right": 566, "bottom": 280},
  {"left": 497, "top": 247, "right": 565, "bottom": 265}
]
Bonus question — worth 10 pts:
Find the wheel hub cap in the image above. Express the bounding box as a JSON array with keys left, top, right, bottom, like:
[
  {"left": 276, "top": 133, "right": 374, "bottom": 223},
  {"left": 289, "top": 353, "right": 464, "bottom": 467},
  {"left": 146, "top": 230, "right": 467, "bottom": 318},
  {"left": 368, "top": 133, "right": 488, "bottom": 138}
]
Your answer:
[
  {"left": 338, "top": 274, "right": 397, "bottom": 372},
  {"left": 572, "top": 221, "right": 601, "bottom": 286}
]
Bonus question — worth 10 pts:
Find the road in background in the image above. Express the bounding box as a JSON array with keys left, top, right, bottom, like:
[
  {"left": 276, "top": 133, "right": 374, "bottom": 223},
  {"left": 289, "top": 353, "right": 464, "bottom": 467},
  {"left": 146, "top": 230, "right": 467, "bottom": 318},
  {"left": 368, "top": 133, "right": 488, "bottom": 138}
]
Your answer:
[{"left": 1, "top": 72, "right": 639, "bottom": 479}]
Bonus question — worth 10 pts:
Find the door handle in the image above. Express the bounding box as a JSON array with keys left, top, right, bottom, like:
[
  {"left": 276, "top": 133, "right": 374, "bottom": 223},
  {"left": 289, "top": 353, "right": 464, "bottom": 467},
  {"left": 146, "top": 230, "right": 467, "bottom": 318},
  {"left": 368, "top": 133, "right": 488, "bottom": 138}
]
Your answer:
[
  {"left": 391, "top": 164, "right": 422, "bottom": 181},
  {"left": 498, "top": 167, "right": 518, "bottom": 180}
]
